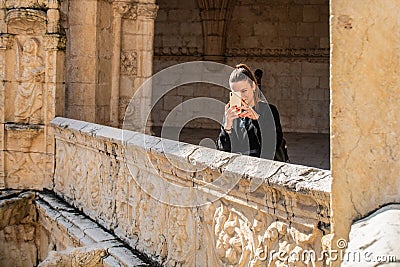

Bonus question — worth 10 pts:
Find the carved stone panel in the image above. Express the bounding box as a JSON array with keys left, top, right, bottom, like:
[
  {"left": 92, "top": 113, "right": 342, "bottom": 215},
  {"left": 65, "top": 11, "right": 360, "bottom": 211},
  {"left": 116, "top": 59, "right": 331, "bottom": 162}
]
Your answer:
[
  {"left": 13, "top": 37, "right": 45, "bottom": 124},
  {"left": 120, "top": 50, "right": 137, "bottom": 76},
  {"left": 1, "top": 3, "right": 65, "bottom": 189}
]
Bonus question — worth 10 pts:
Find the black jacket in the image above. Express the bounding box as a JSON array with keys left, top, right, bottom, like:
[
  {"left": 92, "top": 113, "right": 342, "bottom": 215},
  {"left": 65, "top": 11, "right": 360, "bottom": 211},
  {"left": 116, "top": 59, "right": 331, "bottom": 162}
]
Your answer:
[{"left": 217, "top": 102, "right": 283, "bottom": 160}]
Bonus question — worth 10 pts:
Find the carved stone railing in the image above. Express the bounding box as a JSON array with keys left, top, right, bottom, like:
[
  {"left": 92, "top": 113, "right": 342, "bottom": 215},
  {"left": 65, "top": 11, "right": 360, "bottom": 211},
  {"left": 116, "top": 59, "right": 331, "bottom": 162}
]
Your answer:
[{"left": 51, "top": 117, "right": 332, "bottom": 266}]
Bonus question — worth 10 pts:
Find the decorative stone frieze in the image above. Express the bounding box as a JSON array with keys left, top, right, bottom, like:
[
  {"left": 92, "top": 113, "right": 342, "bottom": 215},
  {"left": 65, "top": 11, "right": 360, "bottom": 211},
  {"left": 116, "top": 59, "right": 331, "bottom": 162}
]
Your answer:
[
  {"left": 226, "top": 48, "right": 330, "bottom": 58},
  {"left": 154, "top": 46, "right": 202, "bottom": 57}
]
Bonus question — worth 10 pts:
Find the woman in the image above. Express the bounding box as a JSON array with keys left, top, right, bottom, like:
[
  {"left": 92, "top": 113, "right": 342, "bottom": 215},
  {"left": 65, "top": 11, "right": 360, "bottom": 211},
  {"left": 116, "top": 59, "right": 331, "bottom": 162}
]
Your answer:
[{"left": 217, "top": 64, "right": 285, "bottom": 161}]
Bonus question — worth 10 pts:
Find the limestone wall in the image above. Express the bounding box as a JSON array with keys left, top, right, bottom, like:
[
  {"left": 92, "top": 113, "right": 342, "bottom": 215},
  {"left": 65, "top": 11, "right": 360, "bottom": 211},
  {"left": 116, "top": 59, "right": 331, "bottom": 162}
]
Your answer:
[
  {"left": 153, "top": 0, "right": 330, "bottom": 133},
  {"left": 0, "top": 192, "right": 37, "bottom": 267},
  {"left": 52, "top": 117, "right": 332, "bottom": 266},
  {"left": 330, "top": 0, "right": 400, "bottom": 248}
]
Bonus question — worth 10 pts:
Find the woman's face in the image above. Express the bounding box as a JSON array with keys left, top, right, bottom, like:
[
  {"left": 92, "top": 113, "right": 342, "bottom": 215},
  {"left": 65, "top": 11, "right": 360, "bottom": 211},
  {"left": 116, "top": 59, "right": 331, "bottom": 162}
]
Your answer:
[{"left": 231, "top": 80, "right": 256, "bottom": 106}]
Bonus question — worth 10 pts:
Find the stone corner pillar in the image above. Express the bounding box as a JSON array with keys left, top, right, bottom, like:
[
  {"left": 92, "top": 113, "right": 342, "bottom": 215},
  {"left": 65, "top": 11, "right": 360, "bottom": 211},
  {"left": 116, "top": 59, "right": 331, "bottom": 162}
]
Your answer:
[
  {"left": 0, "top": 0, "right": 66, "bottom": 190},
  {"left": 113, "top": 0, "right": 158, "bottom": 133}
]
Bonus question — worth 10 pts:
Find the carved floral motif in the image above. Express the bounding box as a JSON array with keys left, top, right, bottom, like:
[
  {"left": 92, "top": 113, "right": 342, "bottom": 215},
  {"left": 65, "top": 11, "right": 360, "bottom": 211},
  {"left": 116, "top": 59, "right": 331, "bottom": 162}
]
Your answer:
[
  {"left": 212, "top": 203, "right": 327, "bottom": 267},
  {"left": 112, "top": 1, "right": 137, "bottom": 20},
  {"left": 120, "top": 50, "right": 137, "bottom": 76}
]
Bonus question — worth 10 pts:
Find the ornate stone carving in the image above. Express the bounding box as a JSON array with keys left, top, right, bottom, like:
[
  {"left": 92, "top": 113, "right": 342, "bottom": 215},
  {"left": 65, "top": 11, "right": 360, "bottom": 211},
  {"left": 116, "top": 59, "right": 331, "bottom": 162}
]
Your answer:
[
  {"left": 136, "top": 3, "right": 158, "bottom": 20},
  {"left": 6, "top": 9, "right": 47, "bottom": 35},
  {"left": 43, "top": 34, "right": 66, "bottom": 51},
  {"left": 212, "top": 203, "right": 326, "bottom": 266},
  {"left": 5, "top": 0, "right": 48, "bottom": 9},
  {"left": 38, "top": 246, "right": 107, "bottom": 267},
  {"left": 5, "top": 125, "right": 44, "bottom": 183},
  {"left": 0, "top": 34, "right": 13, "bottom": 49},
  {"left": 112, "top": 1, "right": 137, "bottom": 20},
  {"left": 213, "top": 204, "right": 252, "bottom": 265},
  {"left": 166, "top": 207, "right": 194, "bottom": 266},
  {"left": 14, "top": 37, "right": 44, "bottom": 124},
  {"left": 120, "top": 50, "right": 137, "bottom": 76},
  {"left": 52, "top": 119, "right": 332, "bottom": 266}
]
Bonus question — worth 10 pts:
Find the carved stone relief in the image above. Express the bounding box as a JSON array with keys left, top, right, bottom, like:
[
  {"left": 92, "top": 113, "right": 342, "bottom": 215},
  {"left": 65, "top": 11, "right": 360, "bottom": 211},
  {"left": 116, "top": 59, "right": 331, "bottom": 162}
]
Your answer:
[
  {"left": 43, "top": 34, "right": 66, "bottom": 51},
  {"left": 38, "top": 246, "right": 107, "bottom": 267},
  {"left": 6, "top": 9, "right": 47, "bottom": 35},
  {"left": 136, "top": 3, "right": 158, "bottom": 20},
  {"left": 112, "top": 1, "right": 137, "bottom": 20},
  {"left": 14, "top": 37, "right": 44, "bottom": 124},
  {"left": 210, "top": 203, "right": 326, "bottom": 267},
  {"left": 5, "top": 0, "right": 48, "bottom": 9},
  {"left": 120, "top": 50, "right": 137, "bottom": 76},
  {"left": 166, "top": 207, "right": 195, "bottom": 266},
  {"left": 5, "top": 126, "right": 45, "bottom": 185}
]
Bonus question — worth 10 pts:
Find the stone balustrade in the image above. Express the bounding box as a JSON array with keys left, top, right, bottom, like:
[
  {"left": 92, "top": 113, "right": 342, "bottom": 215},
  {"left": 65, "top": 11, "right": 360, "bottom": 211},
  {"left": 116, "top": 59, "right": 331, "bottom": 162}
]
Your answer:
[{"left": 51, "top": 117, "right": 332, "bottom": 266}]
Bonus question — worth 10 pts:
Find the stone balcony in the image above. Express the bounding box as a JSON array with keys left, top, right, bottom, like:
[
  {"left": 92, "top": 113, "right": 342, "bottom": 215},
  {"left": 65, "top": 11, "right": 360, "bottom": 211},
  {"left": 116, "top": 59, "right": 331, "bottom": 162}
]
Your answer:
[{"left": 0, "top": 117, "right": 332, "bottom": 266}]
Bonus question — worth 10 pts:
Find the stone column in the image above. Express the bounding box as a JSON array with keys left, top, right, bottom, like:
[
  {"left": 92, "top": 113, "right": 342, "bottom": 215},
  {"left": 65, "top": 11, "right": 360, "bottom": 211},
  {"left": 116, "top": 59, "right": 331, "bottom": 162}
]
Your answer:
[
  {"left": 0, "top": 34, "right": 13, "bottom": 188},
  {"left": 197, "top": 0, "right": 235, "bottom": 63},
  {"left": 330, "top": 0, "right": 400, "bottom": 263},
  {"left": 135, "top": 2, "right": 158, "bottom": 133},
  {"left": 110, "top": 1, "right": 131, "bottom": 127},
  {"left": 0, "top": 0, "right": 65, "bottom": 190}
]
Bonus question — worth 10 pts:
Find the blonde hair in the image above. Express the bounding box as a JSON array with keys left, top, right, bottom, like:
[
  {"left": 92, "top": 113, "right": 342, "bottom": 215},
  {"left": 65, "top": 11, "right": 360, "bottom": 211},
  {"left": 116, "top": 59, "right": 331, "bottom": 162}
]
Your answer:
[{"left": 229, "top": 63, "right": 260, "bottom": 105}]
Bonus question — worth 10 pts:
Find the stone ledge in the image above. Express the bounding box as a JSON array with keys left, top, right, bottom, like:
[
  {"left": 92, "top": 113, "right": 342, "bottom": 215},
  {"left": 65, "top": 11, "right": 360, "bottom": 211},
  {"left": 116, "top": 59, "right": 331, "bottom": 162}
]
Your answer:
[{"left": 51, "top": 117, "right": 331, "bottom": 194}]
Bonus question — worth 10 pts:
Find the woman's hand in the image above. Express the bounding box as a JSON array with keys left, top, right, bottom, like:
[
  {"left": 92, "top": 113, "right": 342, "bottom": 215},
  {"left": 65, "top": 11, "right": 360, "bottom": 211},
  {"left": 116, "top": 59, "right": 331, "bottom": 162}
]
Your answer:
[
  {"left": 239, "top": 99, "right": 260, "bottom": 120},
  {"left": 224, "top": 102, "right": 240, "bottom": 130}
]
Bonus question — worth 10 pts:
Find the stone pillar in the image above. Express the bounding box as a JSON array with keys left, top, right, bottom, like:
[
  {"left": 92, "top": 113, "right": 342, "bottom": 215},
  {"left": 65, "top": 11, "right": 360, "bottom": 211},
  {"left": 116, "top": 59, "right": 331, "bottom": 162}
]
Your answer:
[
  {"left": 116, "top": 1, "right": 158, "bottom": 132},
  {"left": 135, "top": 2, "right": 158, "bottom": 133},
  {"left": 330, "top": 0, "right": 400, "bottom": 261},
  {"left": 0, "top": 34, "right": 13, "bottom": 187},
  {"left": 110, "top": 1, "right": 130, "bottom": 127},
  {"left": 198, "top": 0, "right": 235, "bottom": 63},
  {"left": 0, "top": 0, "right": 65, "bottom": 189}
]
